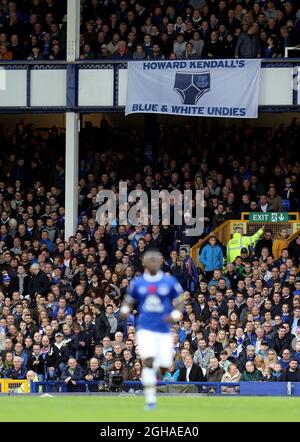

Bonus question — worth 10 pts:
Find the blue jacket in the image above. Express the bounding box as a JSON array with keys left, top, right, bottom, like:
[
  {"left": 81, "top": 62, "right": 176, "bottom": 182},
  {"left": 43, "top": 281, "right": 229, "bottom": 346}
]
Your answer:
[
  {"left": 53, "top": 305, "right": 73, "bottom": 318},
  {"left": 61, "top": 366, "right": 83, "bottom": 381},
  {"left": 162, "top": 369, "right": 180, "bottom": 382},
  {"left": 200, "top": 244, "right": 223, "bottom": 272},
  {"left": 208, "top": 276, "right": 231, "bottom": 289},
  {"left": 4, "top": 366, "right": 27, "bottom": 379},
  {"left": 292, "top": 352, "right": 300, "bottom": 364}
]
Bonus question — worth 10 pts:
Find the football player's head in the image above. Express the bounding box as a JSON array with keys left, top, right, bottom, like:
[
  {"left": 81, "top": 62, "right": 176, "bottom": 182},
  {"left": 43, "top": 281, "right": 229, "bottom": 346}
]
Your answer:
[{"left": 143, "top": 249, "right": 162, "bottom": 274}]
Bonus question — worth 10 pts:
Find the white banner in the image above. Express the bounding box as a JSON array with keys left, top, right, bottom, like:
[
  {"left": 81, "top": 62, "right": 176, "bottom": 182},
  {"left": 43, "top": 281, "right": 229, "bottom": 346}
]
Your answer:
[{"left": 125, "top": 59, "right": 261, "bottom": 118}]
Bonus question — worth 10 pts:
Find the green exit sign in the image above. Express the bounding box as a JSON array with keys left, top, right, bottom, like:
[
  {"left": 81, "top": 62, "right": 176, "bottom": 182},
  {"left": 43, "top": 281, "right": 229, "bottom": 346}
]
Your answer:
[{"left": 249, "top": 212, "right": 289, "bottom": 223}]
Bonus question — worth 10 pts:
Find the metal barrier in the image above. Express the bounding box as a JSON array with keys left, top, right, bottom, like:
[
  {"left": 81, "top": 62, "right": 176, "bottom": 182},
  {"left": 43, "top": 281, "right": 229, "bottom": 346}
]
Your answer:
[
  {"left": 0, "top": 379, "right": 29, "bottom": 393},
  {"left": 0, "top": 59, "right": 300, "bottom": 113},
  {"left": 26, "top": 381, "right": 300, "bottom": 396}
]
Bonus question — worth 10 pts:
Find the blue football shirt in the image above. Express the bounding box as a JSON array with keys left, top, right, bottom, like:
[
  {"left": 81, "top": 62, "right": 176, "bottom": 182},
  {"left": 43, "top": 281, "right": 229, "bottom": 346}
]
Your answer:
[{"left": 126, "top": 271, "right": 183, "bottom": 334}]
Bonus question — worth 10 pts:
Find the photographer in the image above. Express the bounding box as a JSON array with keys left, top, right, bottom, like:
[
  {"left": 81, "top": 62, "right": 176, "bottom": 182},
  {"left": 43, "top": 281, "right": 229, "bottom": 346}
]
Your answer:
[{"left": 103, "top": 359, "right": 125, "bottom": 392}]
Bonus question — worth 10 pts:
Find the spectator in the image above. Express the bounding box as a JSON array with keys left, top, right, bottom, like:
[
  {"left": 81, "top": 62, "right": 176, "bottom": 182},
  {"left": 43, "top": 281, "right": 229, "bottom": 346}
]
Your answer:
[
  {"left": 206, "top": 357, "right": 225, "bottom": 382},
  {"left": 235, "top": 24, "right": 261, "bottom": 58},
  {"left": 193, "top": 338, "right": 215, "bottom": 371},
  {"left": 173, "top": 33, "right": 187, "bottom": 58},
  {"left": 61, "top": 357, "right": 83, "bottom": 385},
  {"left": 27, "top": 263, "right": 50, "bottom": 297},
  {"left": 178, "top": 354, "right": 205, "bottom": 382},
  {"left": 240, "top": 361, "right": 264, "bottom": 381},
  {"left": 200, "top": 234, "right": 224, "bottom": 280},
  {"left": 84, "top": 357, "right": 105, "bottom": 382},
  {"left": 221, "top": 363, "right": 241, "bottom": 383},
  {"left": 26, "top": 344, "right": 45, "bottom": 381},
  {"left": 4, "top": 356, "right": 26, "bottom": 379},
  {"left": 162, "top": 363, "right": 180, "bottom": 382},
  {"left": 272, "top": 229, "right": 289, "bottom": 261},
  {"left": 280, "top": 360, "right": 300, "bottom": 382}
]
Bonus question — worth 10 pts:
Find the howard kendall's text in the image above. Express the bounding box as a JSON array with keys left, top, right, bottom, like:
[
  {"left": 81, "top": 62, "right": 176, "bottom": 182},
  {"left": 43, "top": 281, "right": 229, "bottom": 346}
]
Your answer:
[{"left": 142, "top": 59, "right": 245, "bottom": 70}]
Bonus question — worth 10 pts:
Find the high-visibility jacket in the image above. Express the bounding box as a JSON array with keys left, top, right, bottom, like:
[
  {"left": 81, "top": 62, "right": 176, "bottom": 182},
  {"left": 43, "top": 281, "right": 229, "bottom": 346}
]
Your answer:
[{"left": 226, "top": 228, "right": 263, "bottom": 263}]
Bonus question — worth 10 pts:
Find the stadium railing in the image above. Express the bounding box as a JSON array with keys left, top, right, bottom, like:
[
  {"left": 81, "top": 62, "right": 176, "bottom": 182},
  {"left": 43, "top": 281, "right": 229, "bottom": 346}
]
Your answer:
[
  {"left": 0, "top": 59, "right": 299, "bottom": 113},
  {"left": 0, "top": 379, "right": 29, "bottom": 393},
  {"left": 24, "top": 381, "right": 300, "bottom": 396}
]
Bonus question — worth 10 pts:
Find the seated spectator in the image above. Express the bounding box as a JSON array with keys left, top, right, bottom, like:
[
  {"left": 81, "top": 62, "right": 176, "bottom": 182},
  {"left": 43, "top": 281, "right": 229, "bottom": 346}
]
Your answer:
[
  {"left": 240, "top": 361, "right": 264, "bottom": 381},
  {"left": 193, "top": 338, "right": 215, "bottom": 371},
  {"left": 4, "top": 356, "right": 26, "bottom": 379},
  {"left": 26, "top": 344, "right": 45, "bottom": 381},
  {"left": 162, "top": 363, "right": 180, "bottom": 382},
  {"left": 219, "top": 350, "right": 231, "bottom": 372},
  {"left": 206, "top": 357, "right": 225, "bottom": 382},
  {"left": 84, "top": 357, "right": 105, "bottom": 382},
  {"left": 221, "top": 363, "right": 241, "bottom": 383},
  {"left": 178, "top": 355, "right": 205, "bottom": 382},
  {"left": 280, "top": 360, "right": 300, "bottom": 382},
  {"left": 128, "top": 360, "right": 143, "bottom": 381},
  {"left": 61, "top": 357, "right": 83, "bottom": 385}
]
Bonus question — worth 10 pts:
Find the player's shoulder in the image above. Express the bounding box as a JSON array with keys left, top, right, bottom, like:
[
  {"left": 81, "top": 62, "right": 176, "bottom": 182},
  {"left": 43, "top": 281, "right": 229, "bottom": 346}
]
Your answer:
[
  {"left": 162, "top": 273, "right": 177, "bottom": 284},
  {"left": 129, "top": 275, "right": 144, "bottom": 287},
  {"left": 163, "top": 273, "right": 184, "bottom": 293}
]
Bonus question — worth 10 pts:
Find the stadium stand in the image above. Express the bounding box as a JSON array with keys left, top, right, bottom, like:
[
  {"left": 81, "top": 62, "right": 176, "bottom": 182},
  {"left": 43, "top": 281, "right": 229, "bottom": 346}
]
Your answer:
[
  {"left": 0, "top": 116, "right": 299, "bottom": 389},
  {"left": 0, "top": 0, "right": 299, "bottom": 61}
]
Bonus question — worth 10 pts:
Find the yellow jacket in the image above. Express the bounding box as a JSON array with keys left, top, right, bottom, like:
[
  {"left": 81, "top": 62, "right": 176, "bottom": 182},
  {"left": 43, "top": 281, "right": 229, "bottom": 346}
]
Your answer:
[
  {"left": 272, "top": 236, "right": 289, "bottom": 260},
  {"left": 226, "top": 228, "right": 264, "bottom": 263},
  {"left": 17, "top": 375, "right": 39, "bottom": 393}
]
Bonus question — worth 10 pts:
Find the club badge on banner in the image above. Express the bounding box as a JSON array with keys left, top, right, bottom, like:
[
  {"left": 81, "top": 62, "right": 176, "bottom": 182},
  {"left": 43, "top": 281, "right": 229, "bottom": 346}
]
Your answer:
[{"left": 125, "top": 59, "right": 261, "bottom": 119}]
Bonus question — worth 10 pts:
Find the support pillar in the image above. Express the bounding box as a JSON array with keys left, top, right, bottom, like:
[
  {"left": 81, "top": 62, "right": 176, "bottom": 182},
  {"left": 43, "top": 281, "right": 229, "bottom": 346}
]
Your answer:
[
  {"left": 65, "top": 112, "right": 79, "bottom": 240},
  {"left": 64, "top": 0, "right": 80, "bottom": 240},
  {"left": 66, "top": 0, "right": 80, "bottom": 62}
]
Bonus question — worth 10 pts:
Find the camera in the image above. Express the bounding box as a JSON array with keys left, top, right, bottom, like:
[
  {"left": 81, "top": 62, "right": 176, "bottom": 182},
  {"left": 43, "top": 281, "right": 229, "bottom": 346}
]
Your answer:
[{"left": 99, "top": 371, "right": 124, "bottom": 393}]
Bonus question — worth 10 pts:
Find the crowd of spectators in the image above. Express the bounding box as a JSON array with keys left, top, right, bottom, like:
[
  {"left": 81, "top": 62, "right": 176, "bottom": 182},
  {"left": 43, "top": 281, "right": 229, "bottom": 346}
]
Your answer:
[
  {"left": 0, "top": 0, "right": 67, "bottom": 60},
  {"left": 0, "top": 116, "right": 299, "bottom": 389},
  {"left": 0, "top": 0, "right": 299, "bottom": 61}
]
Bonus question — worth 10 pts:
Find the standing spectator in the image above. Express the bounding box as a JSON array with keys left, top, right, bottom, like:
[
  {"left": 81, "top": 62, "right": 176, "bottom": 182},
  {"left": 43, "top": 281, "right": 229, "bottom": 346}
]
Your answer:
[
  {"left": 27, "top": 264, "right": 50, "bottom": 297},
  {"left": 272, "top": 229, "right": 289, "bottom": 261},
  {"left": 200, "top": 234, "right": 224, "bottom": 281},
  {"left": 235, "top": 24, "right": 261, "bottom": 58}
]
